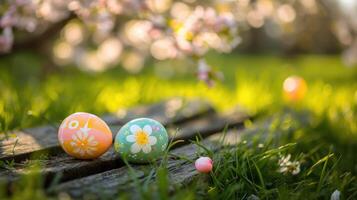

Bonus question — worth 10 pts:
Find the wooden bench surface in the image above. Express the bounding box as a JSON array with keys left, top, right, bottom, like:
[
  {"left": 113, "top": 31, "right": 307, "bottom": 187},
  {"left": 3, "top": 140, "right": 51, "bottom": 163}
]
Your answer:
[
  {"left": 0, "top": 98, "right": 214, "bottom": 161},
  {"left": 50, "top": 135, "right": 226, "bottom": 198},
  {"left": 0, "top": 98, "right": 250, "bottom": 199}
]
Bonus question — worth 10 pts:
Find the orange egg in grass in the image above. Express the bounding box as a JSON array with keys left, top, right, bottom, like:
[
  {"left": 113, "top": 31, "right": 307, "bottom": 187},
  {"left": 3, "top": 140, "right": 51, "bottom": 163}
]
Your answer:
[
  {"left": 58, "top": 112, "right": 113, "bottom": 159},
  {"left": 283, "top": 76, "right": 308, "bottom": 102}
]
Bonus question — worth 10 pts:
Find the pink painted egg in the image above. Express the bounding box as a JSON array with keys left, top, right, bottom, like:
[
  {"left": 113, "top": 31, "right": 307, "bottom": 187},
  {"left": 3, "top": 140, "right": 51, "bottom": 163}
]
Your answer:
[
  {"left": 58, "top": 112, "right": 112, "bottom": 159},
  {"left": 195, "top": 156, "right": 213, "bottom": 173}
]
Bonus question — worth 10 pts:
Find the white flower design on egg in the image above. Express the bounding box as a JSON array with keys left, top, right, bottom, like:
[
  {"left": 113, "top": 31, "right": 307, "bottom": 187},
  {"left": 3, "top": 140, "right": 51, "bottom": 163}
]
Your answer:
[
  {"left": 70, "top": 121, "right": 98, "bottom": 156},
  {"left": 126, "top": 125, "right": 157, "bottom": 154}
]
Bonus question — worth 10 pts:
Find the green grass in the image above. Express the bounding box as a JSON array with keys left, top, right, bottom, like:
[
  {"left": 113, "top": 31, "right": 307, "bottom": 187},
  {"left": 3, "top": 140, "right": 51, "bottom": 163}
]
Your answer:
[{"left": 0, "top": 52, "right": 357, "bottom": 199}]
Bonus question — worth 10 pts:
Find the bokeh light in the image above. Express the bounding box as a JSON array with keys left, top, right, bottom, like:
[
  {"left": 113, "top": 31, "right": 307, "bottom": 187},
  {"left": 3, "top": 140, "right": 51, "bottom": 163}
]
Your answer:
[
  {"left": 97, "top": 37, "right": 123, "bottom": 65},
  {"left": 122, "top": 51, "right": 145, "bottom": 73}
]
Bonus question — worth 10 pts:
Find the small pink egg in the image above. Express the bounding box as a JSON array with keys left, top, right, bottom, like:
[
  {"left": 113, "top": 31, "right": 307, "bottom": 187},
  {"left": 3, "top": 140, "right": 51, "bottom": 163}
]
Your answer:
[{"left": 195, "top": 157, "right": 213, "bottom": 173}]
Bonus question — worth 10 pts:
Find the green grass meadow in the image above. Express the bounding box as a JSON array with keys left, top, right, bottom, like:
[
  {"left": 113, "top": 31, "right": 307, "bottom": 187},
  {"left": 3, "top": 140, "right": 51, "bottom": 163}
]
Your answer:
[{"left": 0, "top": 53, "right": 357, "bottom": 199}]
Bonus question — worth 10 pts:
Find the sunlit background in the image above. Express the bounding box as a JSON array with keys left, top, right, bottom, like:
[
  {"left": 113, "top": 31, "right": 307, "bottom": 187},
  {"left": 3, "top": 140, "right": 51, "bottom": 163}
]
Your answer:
[
  {"left": 0, "top": 0, "right": 356, "bottom": 143},
  {"left": 0, "top": 0, "right": 357, "bottom": 199},
  {"left": 0, "top": 1, "right": 356, "bottom": 133}
]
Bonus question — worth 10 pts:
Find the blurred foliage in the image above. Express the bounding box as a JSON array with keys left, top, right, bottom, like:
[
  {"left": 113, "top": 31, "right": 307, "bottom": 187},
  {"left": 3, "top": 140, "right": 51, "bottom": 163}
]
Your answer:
[
  {"left": 0, "top": 53, "right": 357, "bottom": 199},
  {"left": 0, "top": 52, "right": 356, "bottom": 131}
]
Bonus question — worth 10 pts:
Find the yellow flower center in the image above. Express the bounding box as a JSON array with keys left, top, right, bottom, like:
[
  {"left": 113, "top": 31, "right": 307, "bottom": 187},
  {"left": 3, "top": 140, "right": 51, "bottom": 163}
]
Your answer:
[
  {"left": 77, "top": 140, "right": 87, "bottom": 147},
  {"left": 136, "top": 131, "right": 149, "bottom": 145}
]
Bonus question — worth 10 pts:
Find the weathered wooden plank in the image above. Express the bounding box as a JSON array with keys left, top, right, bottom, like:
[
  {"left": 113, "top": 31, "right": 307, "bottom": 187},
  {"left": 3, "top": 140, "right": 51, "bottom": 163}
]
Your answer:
[
  {"left": 0, "top": 110, "right": 248, "bottom": 186},
  {"left": 170, "top": 109, "right": 248, "bottom": 141},
  {"left": 0, "top": 126, "right": 59, "bottom": 161},
  {"left": 101, "top": 98, "right": 214, "bottom": 125},
  {"left": 49, "top": 130, "right": 241, "bottom": 199},
  {"left": 0, "top": 98, "right": 214, "bottom": 161}
]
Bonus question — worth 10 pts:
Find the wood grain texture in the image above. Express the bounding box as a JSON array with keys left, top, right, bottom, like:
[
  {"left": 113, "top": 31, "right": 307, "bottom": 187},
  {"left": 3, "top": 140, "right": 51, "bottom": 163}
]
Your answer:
[
  {"left": 170, "top": 109, "right": 248, "bottom": 141},
  {"left": 0, "top": 98, "right": 213, "bottom": 161},
  {"left": 0, "top": 110, "right": 248, "bottom": 186},
  {"left": 102, "top": 98, "right": 214, "bottom": 125},
  {"left": 0, "top": 126, "right": 59, "bottom": 161}
]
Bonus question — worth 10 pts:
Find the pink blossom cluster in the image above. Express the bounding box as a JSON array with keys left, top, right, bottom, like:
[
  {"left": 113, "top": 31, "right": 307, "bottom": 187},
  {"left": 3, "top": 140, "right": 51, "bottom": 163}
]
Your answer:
[
  {"left": 1, "top": 0, "right": 356, "bottom": 70},
  {"left": 1, "top": 1, "right": 238, "bottom": 54},
  {"left": 173, "top": 6, "right": 240, "bottom": 57},
  {"left": 0, "top": 0, "right": 71, "bottom": 52},
  {"left": 0, "top": 0, "right": 240, "bottom": 80}
]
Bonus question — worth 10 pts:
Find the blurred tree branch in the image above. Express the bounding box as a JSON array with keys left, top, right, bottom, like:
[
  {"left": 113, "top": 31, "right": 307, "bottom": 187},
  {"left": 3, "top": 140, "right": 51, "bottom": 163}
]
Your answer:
[{"left": 11, "top": 14, "right": 75, "bottom": 53}]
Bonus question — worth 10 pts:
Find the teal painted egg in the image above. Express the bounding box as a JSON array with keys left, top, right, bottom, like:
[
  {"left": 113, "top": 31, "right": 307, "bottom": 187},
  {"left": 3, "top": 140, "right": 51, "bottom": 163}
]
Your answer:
[{"left": 114, "top": 118, "right": 169, "bottom": 163}]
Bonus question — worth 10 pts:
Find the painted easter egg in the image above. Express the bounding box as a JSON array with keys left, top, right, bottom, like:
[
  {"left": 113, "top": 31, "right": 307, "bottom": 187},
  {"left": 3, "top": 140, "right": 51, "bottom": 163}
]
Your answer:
[
  {"left": 283, "top": 76, "right": 307, "bottom": 102},
  {"left": 58, "top": 112, "right": 112, "bottom": 159},
  {"left": 114, "top": 118, "right": 168, "bottom": 163},
  {"left": 195, "top": 157, "right": 213, "bottom": 173}
]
